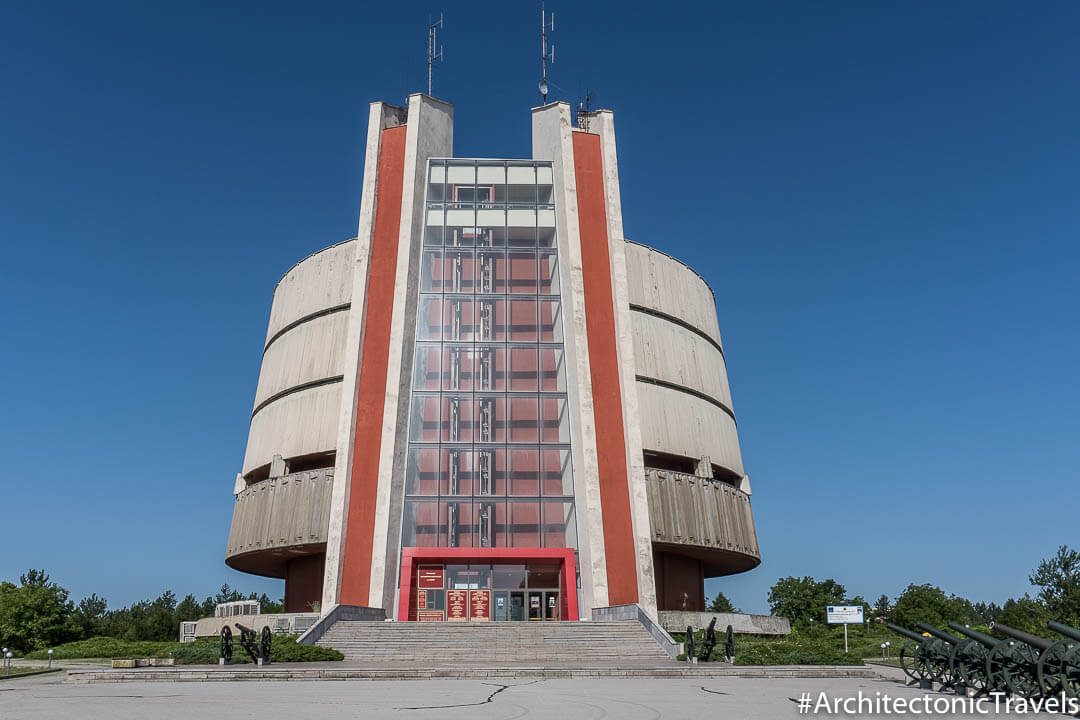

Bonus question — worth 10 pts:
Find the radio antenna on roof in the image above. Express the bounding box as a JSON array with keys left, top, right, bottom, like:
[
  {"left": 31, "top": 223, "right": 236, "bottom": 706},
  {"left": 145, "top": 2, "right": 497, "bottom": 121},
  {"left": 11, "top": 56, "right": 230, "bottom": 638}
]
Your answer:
[
  {"left": 427, "top": 13, "right": 444, "bottom": 97},
  {"left": 539, "top": 4, "right": 554, "bottom": 103}
]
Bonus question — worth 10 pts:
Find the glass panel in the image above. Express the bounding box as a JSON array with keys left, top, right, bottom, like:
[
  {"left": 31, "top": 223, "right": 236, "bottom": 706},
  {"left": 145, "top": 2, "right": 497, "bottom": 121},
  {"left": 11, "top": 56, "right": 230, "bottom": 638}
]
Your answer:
[
  {"left": 540, "top": 447, "right": 573, "bottom": 496},
  {"left": 508, "top": 251, "right": 538, "bottom": 294},
  {"left": 509, "top": 346, "right": 539, "bottom": 392},
  {"left": 420, "top": 250, "right": 443, "bottom": 292},
  {"left": 475, "top": 395, "right": 506, "bottom": 443},
  {"left": 441, "top": 296, "right": 475, "bottom": 341},
  {"left": 412, "top": 343, "right": 441, "bottom": 391},
  {"left": 507, "top": 209, "right": 537, "bottom": 247},
  {"left": 409, "top": 395, "right": 440, "bottom": 442},
  {"left": 538, "top": 347, "right": 566, "bottom": 392},
  {"left": 475, "top": 448, "right": 506, "bottom": 495},
  {"left": 445, "top": 500, "right": 473, "bottom": 547},
  {"left": 441, "top": 449, "right": 474, "bottom": 495},
  {"left": 492, "top": 564, "right": 527, "bottom": 589},
  {"left": 443, "top": 250, "right": 475, "bottom": 293},
  {"left": 539, "top": 300, "right": 562, "bottom": 342},
  {"left": 416, "top": 296, "right": 442, "bottom": 341},
  {"left": 476, "top": 298, "right": 506, "bottom": 341},
  {"left": 474, "top": 345, "right": 506, "bottom": 391},
  {"left": 508, "top": 299, "right": 538, "bottom": 341},
  {"left": 441, "top": 395, "right": 476, "bottom": 443},
  {"left": 475, "top": 210, "right": 506, "bottom": 246},
  {"left": 542, "top": 502, "right": 576, "bottom": 549},
  {"left": 447, "top": 163, "right": 476, "bottom": 186},
  {"left": 508, "top": 397, "right": 539, "bottom": 443},
  {"left": 511, "top": 503, "right": 541, "bottom": 548},
  {"left": 538, "top": 251, "right": 559, "bottom": 294},
  {"left": 442, "top": 345, "right": 476, "bottom": 391},
  {"left": 528, "top": 563, "right": 561, "bottom": 587},
  {"left": 403, "top": 501, "right": 441, "bottom": 547},
  {"left": 537, "top": 225, "right": 556, "bottom": 248},
  {"left": 425, "top": 208, "right": 444, "bottom": 246},
  {"left": 507, "top": 166, "right": 536, "bottom": 203},
  {"left": 476, "top": 251, "right": 507, "bottom": 294},
  {"left": 445, "top": 209, "right": 477, "bottom": 247},
  {"left": 537, "top": 167, "right": 553, "bottom": 204},
  {"left": 428, "top": 163, "right": 447, "bottom": 202},
  {"left": 540, "top": 396, "right": 570, "bottom": 443},
  {"left": 476, "top": 502, "right": 497, "bottom": 548},
  {"left": 406, "top": 447, "right": 443, "bottom": 496},
  {"left": 509, "top": 447, "right": 540, "bottom": 495}
]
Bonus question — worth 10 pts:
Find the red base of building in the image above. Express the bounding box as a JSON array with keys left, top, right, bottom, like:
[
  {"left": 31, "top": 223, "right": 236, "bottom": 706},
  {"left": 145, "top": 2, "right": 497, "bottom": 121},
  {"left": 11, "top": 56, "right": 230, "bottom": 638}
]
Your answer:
[{"left": 398, "top": 547, "right": 578, "bottom": 622}]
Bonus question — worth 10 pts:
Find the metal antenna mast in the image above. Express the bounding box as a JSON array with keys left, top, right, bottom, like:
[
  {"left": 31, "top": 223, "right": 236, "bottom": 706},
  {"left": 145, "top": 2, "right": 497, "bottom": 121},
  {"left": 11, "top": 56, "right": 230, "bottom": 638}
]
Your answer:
[
  {"left": 539, "top": 4, "right": 554, "bottom": 103},
  {"left": 427, "top": 13, "right": 444, "bottom": 96}
]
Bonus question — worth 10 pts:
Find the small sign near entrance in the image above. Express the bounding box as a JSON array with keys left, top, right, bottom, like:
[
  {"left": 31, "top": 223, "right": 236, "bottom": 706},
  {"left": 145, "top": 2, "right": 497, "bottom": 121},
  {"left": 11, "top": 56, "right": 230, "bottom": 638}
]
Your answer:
[
  {"left": 417, "top": 610, "right": 444, "bottom": 622},
  {"left": 469, "top": 590, "right": 491, "bottom": 621},
  {"left": 418, "top": 567, "right": 444, "bottom": 589},
  {"left": 447, "top": 590, "right": 468, "bottom": 621},
  {"left": 826, "top": 605, "right": 864, "bottom": 625}
]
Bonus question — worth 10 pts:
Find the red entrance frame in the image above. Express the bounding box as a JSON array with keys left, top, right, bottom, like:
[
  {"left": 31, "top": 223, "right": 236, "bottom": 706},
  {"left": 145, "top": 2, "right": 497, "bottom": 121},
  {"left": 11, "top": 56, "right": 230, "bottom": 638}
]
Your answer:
[{"left": 398, "top": 547, "right": 578, "bottom": 621}]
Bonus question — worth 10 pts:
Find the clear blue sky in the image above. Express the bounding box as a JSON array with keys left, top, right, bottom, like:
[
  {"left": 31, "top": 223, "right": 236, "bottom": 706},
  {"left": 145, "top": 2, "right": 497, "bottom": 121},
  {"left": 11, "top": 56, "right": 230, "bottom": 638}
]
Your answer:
[{"left": 1, "top": 1, "right": 1077, "bottom": 615}]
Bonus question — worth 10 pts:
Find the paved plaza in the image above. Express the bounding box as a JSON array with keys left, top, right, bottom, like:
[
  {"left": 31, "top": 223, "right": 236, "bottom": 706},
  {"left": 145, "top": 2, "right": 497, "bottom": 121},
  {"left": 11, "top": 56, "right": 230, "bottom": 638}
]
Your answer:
[{"left": 0, "top": 667, "right": 1063, "bottom": 719}]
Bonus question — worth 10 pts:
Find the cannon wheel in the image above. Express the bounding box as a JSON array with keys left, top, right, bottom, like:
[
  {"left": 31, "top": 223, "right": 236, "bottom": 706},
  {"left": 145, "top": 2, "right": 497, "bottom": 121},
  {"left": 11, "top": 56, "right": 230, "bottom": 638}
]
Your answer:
[
  {"left": 220, "top": 626, "right": 233, "bottom": 663},
  {"left": 951, "top": 639, "right": 989, "bottom": 693},
  {"left": 260, "top": 626, "right": 272, "bottom": 662},
  {"left": 900, "top": 641, "right": 931, "bottom": 684},
  {"left": 928, "top": 643, "right": 955, "bottom": 689},
  {"left": 989, "top": 643, "right": 1040, "bottom": 699},
  {"left": 1037, "top": 640, "right": 1071, "bottom": 698}
]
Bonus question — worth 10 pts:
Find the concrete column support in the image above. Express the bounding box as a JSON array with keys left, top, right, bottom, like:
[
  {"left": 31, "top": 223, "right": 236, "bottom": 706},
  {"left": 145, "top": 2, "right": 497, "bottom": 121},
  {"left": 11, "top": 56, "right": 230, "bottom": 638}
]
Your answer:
[
  {"left": 532, "top": 102, "right": 609, "bottom": 614},
  {"left": 585, "top": 110, "right": 658, "bottom": 621},
  {"left": 369, "top": 94, "right": 453, "bottom": 612},
  {"left": 322, "top": 101, "right": 407, "bottom": 613}
]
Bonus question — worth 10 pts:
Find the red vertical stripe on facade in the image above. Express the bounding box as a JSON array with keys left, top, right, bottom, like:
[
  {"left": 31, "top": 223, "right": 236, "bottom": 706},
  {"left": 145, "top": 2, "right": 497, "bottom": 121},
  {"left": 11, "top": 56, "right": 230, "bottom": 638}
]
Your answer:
[
  {"left": 339, "top": 125, "right": 408, "bottom": 606},
  {"left": 571, "top": 131, "right": 639, "bottom": 606}
]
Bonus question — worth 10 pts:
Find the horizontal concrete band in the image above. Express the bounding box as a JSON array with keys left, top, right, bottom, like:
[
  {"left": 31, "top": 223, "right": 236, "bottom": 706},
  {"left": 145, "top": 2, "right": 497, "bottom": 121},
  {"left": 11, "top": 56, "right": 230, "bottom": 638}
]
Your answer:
[
  {"left": 629, "top": 304, "right": 724, "bottom": 360},
  {"left": 251, "top": 376, "right": 344, "bottom": 419},
  {"left": 634, "top": 375, "right": 736, "bottom": 424},
  {"left": 226, "top": 468, "right": 334, "bottom": 574},
  {"left": 645, "top": 468, "right": 759, "bottom": 574},
  {"left": 263, "top": 303, "right": 351, "bottom": 355},
  {"left": 65, "top": 666, "right": 877, "bottom": 683}
]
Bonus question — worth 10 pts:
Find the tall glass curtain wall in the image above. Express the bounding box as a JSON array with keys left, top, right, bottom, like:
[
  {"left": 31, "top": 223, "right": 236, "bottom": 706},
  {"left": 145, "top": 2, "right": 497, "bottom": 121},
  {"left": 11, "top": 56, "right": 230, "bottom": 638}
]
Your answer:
[{"left": 403, "top": 160, "right": 577, "bottom": 551}]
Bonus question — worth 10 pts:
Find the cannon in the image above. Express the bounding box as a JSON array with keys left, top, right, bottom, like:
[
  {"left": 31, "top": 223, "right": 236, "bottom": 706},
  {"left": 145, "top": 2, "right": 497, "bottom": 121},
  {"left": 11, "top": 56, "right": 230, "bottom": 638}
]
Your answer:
[
  {"left": 916, "top": 623, "right": 985, "bottom": 691},
  {"left": 233, "top": 623, "right": 272, "bottom": 665},
  {"left": 219, "top": 626, "right": 233, "bottom": 665},
  {"left": 944, "top": 623, "right": 994, "bottom": 691},
  {"left": 988, "top": 623, "right": 1045, "bottom": 698},
  {"left": 684, "top": 625, "right": 696, "bottom": 661},
  {"left": 699, "top": 618, "right": 718, "bottom": 661},
  {"left": 725, "top": 624, "right": 735, "bottom": 663},
  {"left": 887, "top": 623, "right": 954, "bottom": 686},
  {"left": 1038, "top": 621, "right": 1080, "bottom": 699}
]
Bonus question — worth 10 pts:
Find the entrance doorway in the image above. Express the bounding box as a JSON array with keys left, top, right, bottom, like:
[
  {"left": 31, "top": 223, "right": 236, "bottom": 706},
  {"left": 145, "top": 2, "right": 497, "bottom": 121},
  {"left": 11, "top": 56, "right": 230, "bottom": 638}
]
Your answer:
[{"left": 410, "top": 560, "right": 564, "bottom": 621}]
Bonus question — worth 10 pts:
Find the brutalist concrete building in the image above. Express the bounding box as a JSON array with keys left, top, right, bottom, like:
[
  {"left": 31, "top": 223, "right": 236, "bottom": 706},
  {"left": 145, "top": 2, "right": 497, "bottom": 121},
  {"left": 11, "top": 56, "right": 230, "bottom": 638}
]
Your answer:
[{"left": 225, "top": 95, "right": 760, "bottom": 625}]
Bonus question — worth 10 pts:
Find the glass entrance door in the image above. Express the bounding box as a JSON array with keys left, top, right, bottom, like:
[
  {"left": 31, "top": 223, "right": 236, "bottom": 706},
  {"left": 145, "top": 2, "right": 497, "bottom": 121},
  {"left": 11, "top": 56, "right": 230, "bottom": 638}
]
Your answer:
[
  {"left": 509, "top": 591, "right": 525, "bottom": 621},
  {"left": 544, "top": 591, "right": 560, "bottom": 620},
  {"left": 527, "top": 591, "right": 543, "bottom": 620}
]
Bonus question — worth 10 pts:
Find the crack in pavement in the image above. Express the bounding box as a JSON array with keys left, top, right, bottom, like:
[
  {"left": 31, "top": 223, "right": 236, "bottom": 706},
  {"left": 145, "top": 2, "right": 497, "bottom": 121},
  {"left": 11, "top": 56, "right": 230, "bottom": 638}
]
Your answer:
[
  {"left": 700, "top": 686, "right": 729, "bottom": 696},
  {"left": 397, "top": 680, "right": 541, "bottom": 710}
]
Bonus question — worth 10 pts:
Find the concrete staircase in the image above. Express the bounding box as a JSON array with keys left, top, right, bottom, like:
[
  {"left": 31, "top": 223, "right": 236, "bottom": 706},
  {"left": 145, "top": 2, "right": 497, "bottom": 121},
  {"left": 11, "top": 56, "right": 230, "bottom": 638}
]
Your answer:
[{"left": 316, "top": 620, "right": 673, "bottom": 666}]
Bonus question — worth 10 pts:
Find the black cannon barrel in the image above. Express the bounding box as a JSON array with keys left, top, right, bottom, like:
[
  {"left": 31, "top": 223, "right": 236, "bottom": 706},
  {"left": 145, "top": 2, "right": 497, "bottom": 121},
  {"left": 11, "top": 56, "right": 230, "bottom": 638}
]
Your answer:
[
  {"left": 991, "top": 623, "right": 1053, "bottom": 652},
  {"left": 887, "top": 623, "right": 930, "bottom": 644},
  {"left": 234, "top": 623, "right": 253, "bottom": 634},
  {"left": 916, "top": 623, "right": 960, "bottom": 644},
  {"left": 947, "top": 622, "right": 999, "bottom": 648},
  {"left": 1047, "top": 620, "right": 1080, "bottom": 643}
]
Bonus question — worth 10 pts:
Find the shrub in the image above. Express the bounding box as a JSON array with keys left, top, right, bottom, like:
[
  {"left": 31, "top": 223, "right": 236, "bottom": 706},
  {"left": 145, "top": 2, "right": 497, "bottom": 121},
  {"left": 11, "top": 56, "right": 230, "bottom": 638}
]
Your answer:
[{"left": 25, "top": 635, "right": 343, "bottom": 664}]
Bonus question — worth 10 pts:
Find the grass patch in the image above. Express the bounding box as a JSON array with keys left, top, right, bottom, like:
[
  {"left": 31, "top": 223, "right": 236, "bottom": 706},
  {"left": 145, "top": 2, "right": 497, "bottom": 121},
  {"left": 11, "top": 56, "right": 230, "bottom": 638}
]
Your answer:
[
  {"left": 0, "top": 666, "right": 63, "bottom": 680},
  {"left": 24, "top": 636, "right": 342, "bottom": 664},
  {"left": 673, "top": 622, "right": 908, "bottom": 666}
]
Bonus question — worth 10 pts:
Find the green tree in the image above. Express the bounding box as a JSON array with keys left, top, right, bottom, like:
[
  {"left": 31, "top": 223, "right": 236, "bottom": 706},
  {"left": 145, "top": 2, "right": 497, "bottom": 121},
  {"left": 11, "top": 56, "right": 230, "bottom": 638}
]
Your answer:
[
  {"left": 890, "top": 584, "right": 978, "bottom": 630},
  {"left": 873, "top": 594, "right": 890, "bottom": 623},
  {"left": 0, "top": 570, "right": 76, "bottom": 653},
  {"left": 767, "top": 576, "right": 847, "bottom": 630},
  {"left": 707, "top": 591, "right": 738, "bottom": 613},
  {"left": 71, "top": 593, "right": 107, "bottom": 638},
  {"left": 1030, "top": 546, "right": 1080, "bottom": 626},
  {"left": 996, "top": 595, "right": 1049, "bottom": 636}
]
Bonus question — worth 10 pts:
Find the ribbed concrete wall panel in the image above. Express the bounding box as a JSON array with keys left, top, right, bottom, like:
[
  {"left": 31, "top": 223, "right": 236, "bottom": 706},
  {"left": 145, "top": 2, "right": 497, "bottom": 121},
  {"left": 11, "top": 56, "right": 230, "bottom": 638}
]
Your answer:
[
  {"left": 624, "top": 241, "right": 722, "bottom": 348},
  {"left": 644, "top": 469, "right": 759, "bottom": 564},
  {"left": 635, "top": 382, "right": 744, "bottom": 477},
  {"left": 242, "top": 383, "right": 342, "bottom": 476},
  {"left": 631, "top": 313, "right": 733, "bottom": 411},
  {"left": 264, "top": 239, "right": 356, "bottom": 344},
  {"left": 253, "top": 312, "right": 349, "bottom": 410},
  {"left": 226, "top": 469, "right": 334, "bottom": 563}
]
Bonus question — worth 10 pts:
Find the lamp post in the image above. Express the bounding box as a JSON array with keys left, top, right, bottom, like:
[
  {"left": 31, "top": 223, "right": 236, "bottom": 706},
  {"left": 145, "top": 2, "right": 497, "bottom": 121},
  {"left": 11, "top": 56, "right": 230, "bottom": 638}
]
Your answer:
[
  {"left": 885, "top": 641, "right": 891, "bottom": 660},
  {"left": 48, "top": 649, "right": 54, "bottom": 669},
  {"left": 4, "top": 651, "right": 12, "bottom": 675}
]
